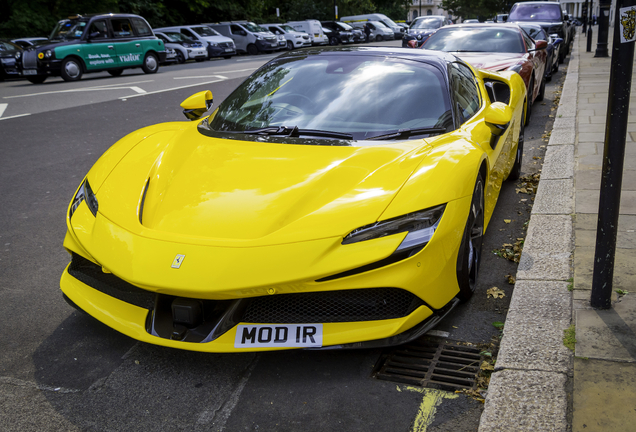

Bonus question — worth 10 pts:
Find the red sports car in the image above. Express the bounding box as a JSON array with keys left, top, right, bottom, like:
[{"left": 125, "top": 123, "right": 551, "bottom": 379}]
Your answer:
[{"left": 411, "top": 23, "right": 547, "bottom": 124}]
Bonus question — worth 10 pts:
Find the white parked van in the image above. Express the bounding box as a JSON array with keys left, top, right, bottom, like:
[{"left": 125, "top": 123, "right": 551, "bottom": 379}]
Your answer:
[
  {"left": 207, "top": 22, "right": 280, "bottom": 55},
  {"left": 340, "top": 13, "right": 403, "bottom": 39},
  {"left": 349, "top": 21, "right": 394, "bottom": 41},
  {"left": 286, "top": 20, "right": 328, "bottom": 45},
  {"left": 154, "top": 25, "right": 236, "bottom": 59},
  {"left": 261, "top": 23, "right": 312, "bottom": 50}
]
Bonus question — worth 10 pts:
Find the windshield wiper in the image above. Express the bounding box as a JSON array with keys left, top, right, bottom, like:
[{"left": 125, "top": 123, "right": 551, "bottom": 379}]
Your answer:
[
  {"left": 243, "top": 126, "right": 353, "bottom": 140},
  {"left": 366, "top": 127, "right": 447, "bottom": 141}
]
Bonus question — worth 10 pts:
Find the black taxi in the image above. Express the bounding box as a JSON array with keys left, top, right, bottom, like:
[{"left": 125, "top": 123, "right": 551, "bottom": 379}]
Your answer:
[{"left": 20, "top": 13, "right": 166, "bottom": 84}]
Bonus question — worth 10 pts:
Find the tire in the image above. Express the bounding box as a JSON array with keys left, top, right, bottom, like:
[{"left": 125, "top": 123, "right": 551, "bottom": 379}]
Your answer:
[
  {"left": 456, "top": 174, "right": 485, "bottom": 302},
  {"left": 329, "top": 37, "right": 339, "bottom": 46},
  {"left": 108, "top": 69, "right": 123, "bottom": 77},
  {"left": 287, "top": 41, "right": 294, "bottom": 50},
  {"left": 537, "top": 76, "right": 546, "bottom": 101},
  {"left": 141, "top": 52, "right": 159, "bottom": 74},
  {"left": 507, "top": 115, "right": 524, "bottom": 181},
  {"left": 553, "top": 57, "right": 559, "bottom": 73},
  {"left": 375, "top": 35, "right": 383, "bottom": 42},
  {"left": 60, "top": 57, "right": 82, "bottom": 82},
  {"left": 176, "top": 51, "right": 186, "bottom": 64},
  {"left": 27, "top": 75, "right": 47, "bottom": 84},
  {"left": 246, "top": 44, "right": 258, "bottom": 55}
]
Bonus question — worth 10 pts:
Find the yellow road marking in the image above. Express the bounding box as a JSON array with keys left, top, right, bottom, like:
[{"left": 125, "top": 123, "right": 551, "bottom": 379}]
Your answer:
[{"left": 399, "top": 385, "right": 458, "bottom": 432}]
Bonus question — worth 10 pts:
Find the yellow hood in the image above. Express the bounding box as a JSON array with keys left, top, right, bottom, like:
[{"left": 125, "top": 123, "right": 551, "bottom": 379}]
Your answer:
[{"left": 96, "top": 125, "right": 430, "bottom": 246}]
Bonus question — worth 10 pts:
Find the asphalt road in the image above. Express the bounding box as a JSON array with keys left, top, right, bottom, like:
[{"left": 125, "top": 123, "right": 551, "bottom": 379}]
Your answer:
[{"left": 0, "top": 40, "right": 566, "bottom": 431}]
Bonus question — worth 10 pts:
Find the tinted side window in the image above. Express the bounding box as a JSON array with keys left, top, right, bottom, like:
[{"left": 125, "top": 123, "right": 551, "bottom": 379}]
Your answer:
[
  {"left": 451, "top": 63, "right": 481, "bottom": 124},
  {"left": 180, "top": 28, "right": 196, "bottom": 38},
  {"left": 132, "top": 18, "right": 153, "bottom": 37},
  {"left": 230, "top": 25, "right": 244, "bottom": 34},
  {"left": 88, "top": 20, "right": 108, "bottom": 39},
  {"left": 111, "top": 18, "right": 133, "bottom": 38}
]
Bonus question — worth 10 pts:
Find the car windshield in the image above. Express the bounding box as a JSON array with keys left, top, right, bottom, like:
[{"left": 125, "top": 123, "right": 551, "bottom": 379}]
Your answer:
[
  {"left": 520, "top": 25, "right": 546, "bottom": 40},
  {"left": 49, "top": 19, "right": 88, "bottom": 40},
  {"left": 164, "top": 32, "right": 189, "bottom": 42},
  {"left": 337, "top": 22, "right": 353, "bottom": 31},
  {"left": 207, "top": 55, "right": 452, "bottom": 143},
  {"left": 280, "top": 25, "right": 296, "bottom": 32},
  {"left": 373, "top": 21, "right": 389, "bottom": 29},
  {"left": 424, "top": 27, "right": 524, "bottom": 53},
  {"left": 193, "top": 26, "right": 220, "bottom": 37},
  {"left": 244, "top": 22, "right": 267, "bottom": 32},
  {"left": 381, "top": 18, "right": 398, "bottom": 28},
  {"left": 509, "top": 4, "right": 562, "bottom": 21},
  {"left": 411, "top": 18, "right": 444, "bottom": 29}
]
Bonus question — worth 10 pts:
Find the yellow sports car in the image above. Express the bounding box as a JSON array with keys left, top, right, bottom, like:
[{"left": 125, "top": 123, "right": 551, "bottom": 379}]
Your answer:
[{"left": 60, "top": 47, "right": 526, "bottom": 352}]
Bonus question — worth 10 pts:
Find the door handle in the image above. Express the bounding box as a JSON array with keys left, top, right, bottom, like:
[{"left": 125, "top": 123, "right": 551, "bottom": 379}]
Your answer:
[
  {"left": 108, "top": 45, "right": 114, "bottom": 50},
  {"left": 135, "top": 43, "right": 140, "bottom": 47}
]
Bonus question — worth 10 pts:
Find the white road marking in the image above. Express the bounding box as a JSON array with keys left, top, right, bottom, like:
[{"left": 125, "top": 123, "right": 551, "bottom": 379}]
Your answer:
[
  {"left": 0, "top": 103, "right": 7, "bottom": 117},
  {"left": 0, "top": 376, "right": 80, "bottom": 393},
  {"left": 129, "top": 86, "right": 146, "bottom": 94},
  {"left": 0, "top": 113, "right": 31, "bottom": 121},
  {"left": 3, "top": 80, "right": 155, "bottom": 99},
  {"left": 119, "top": 77, "right": 228, "bottom": 99}
]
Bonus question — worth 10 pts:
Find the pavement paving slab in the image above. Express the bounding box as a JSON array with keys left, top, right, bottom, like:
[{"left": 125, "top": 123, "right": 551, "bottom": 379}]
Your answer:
[
  {"left": 572, "top": 358, "right": 636, "bottom": 432},
  {"left": 575, "top": 294, "right": 636, "bottom": 362}
]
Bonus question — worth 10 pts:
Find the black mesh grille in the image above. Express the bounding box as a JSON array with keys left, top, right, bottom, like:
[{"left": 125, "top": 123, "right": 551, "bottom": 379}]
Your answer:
[
  {"left": 242, "top": 288, "right": 424, "bottom": 323},
  {"left": 67, "top": 254, "right": 156, "bottom": 310}
]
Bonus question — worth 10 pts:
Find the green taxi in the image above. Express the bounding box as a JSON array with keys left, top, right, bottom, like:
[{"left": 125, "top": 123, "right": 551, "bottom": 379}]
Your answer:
[{"left": 20, "top": 13, "right": 166, "bottom": 84}]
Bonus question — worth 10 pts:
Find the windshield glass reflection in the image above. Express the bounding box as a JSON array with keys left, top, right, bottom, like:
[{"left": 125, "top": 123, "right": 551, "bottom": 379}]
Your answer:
[
  {"left": 509, "top": 4, "right": 562, "bottom": 21},
  {"left": 424, "top": 27, "right": 524, "bottom": 53},
  {"left": 207, "top": 55, "right": 452, "bottom": 143},
  {"left": 411, "top": 18, "right": 444, "bottom": 30},
  {"left": 49, "top": 20, "right": 87, "bottom": 40}
]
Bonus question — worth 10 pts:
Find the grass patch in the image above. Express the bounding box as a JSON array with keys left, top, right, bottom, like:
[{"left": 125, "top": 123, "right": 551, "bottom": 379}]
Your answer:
[{"left": 563, "top": 324, "right": 576, "bottom": 351}]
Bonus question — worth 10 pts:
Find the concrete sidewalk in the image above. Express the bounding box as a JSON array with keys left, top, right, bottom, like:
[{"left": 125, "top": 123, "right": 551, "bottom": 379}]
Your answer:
[{"left": 479, "top": 28, "right": 636, "bottom": 431}]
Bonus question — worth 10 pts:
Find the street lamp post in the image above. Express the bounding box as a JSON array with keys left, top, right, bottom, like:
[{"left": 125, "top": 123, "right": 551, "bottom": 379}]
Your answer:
[
  {"left": 584, "top": 0, "right": 590, "bottom": 33},
  {"left": 595, "top": 0, "right": 611, "bottom": 57},
  {"left": 591, "top": 0, "right": 636, "bottom": 308}
]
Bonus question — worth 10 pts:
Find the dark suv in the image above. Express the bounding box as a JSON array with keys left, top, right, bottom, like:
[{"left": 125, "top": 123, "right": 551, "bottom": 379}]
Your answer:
[
  {"left": 508, "top": 2, "right": 572, "bottom": 62},
  {"left": 19, "top": 13, "right": 166, "bottom": 84}
]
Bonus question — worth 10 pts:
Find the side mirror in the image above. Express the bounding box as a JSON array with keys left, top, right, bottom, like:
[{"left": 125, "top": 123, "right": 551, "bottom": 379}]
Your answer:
[
  {"left": 484, "top": 102, "right": 512, "bottom": 136},
  {"left": 534, "top": 40, "right": 548, "bottom": 50},
  {"left": 563, "top": 13, "right": 569, "bottom": 21},
  {"left": 181, "top": 90, "right": 214, "bottom": 121}
]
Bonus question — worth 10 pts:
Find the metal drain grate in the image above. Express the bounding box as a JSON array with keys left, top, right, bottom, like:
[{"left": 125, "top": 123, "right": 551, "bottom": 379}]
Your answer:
[{"left": 372, "top": 338, "right": 482, "bottom": 391}]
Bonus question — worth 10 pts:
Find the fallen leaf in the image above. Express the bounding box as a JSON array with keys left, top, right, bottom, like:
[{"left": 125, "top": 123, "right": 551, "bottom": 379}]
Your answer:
[
  {"left": 504, "top": 219, "right": 511, "bottom": 224},
  {"left": 480, "top": 361, "right": 495, "bottom": 371},
  {"left": 487, "top": 287, "right": 506, "bottom": 299},
  {"left": 505, "top": 274, "right": 516, "bottom": 284}
]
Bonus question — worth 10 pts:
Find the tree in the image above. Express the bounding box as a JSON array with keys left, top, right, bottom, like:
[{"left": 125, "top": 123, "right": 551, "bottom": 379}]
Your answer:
[{"left": 440, "top": 0, "right": 508, "bottom": 21}]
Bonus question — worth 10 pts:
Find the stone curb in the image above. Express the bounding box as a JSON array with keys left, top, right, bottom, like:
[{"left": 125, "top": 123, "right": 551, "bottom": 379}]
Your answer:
[{"left": 478, "top": 41, "right": 578, "bottom": 431}]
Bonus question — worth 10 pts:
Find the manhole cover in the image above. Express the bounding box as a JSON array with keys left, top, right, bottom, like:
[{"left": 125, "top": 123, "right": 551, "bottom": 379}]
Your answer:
[{"left": 372, "top": 338, "right": 482, "bottom": 391}]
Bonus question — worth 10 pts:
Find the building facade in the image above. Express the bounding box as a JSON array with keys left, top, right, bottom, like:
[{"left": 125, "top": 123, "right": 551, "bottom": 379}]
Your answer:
[{"left": 408, "top": 0, "right": 449, "bottom": 22}]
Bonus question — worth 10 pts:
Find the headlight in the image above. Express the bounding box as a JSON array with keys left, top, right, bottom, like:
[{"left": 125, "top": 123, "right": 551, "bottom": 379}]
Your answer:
[
  {"left": 208, "top": 42, "right": 218, "bottom": 47},
  {"left": 508, "top": 64, "right": 523, "bottom": 74},
  {"left": 70, "top": 179, "right": 98, "bottom": 218},
  {"left": 256, "top": 35, "right": 263, "bottom": 40},
  {"left": 44, "top": 49, "right": 52, "bottom": 59},
  {"left": 182, "top": 43, "right": 190, "bottom": 47},
  {"left": 15, "top": 51, "right": 21, "bottom": 60},
  {"left": 342, "top": 205, "right": 445, "bottom": 253}
]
